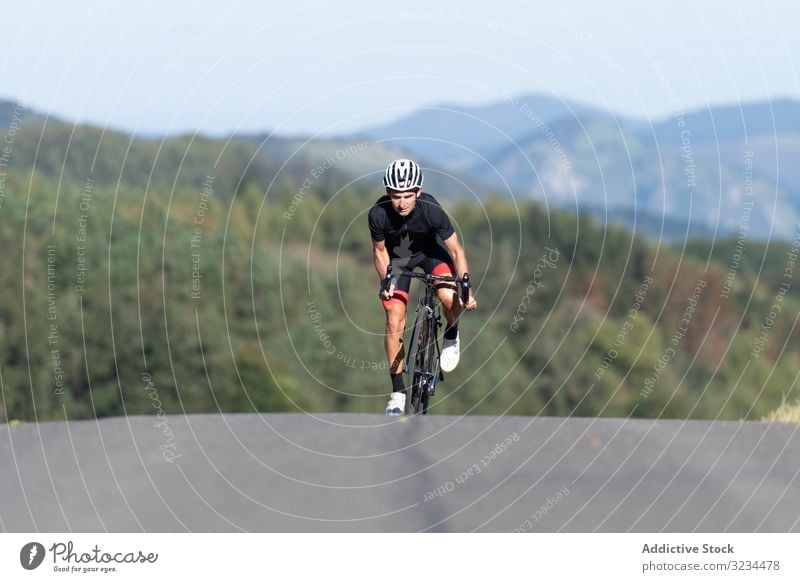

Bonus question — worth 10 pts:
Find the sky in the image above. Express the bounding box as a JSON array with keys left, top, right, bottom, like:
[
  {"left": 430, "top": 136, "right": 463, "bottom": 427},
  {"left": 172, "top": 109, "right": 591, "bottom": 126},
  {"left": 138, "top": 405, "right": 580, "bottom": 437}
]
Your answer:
[{"left": 1, "top": 0, "right": 798, "bottom": 137}]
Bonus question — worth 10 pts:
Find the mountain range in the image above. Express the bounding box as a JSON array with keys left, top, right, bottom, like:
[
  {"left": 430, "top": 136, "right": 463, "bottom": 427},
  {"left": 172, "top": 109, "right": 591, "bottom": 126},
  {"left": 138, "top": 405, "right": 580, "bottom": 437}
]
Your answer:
[
  {"left": 354, "top": 95, "right": 800, "bottom": 241},
  {"left": 3, "top": 94, "right": 799, "bottom": 240}
]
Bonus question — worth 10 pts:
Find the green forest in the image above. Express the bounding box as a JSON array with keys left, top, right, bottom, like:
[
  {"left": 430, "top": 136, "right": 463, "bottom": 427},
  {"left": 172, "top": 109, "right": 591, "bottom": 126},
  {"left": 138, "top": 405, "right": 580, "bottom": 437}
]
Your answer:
[{"left": 1, "top": 118, "right": 799, "bottom": 422}]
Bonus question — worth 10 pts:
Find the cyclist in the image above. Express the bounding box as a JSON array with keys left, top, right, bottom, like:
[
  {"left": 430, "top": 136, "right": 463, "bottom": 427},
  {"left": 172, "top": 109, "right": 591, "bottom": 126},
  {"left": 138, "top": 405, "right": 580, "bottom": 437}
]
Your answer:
[{"left": 369, "top": 159, "right": 477, "bottom": 415}]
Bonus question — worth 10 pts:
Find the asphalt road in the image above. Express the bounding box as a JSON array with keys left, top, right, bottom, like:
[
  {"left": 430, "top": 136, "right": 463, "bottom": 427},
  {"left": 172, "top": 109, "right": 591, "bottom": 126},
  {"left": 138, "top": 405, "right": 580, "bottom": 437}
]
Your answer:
[{"left": 1, "top": 414, "right": 798, "bottom": 532}]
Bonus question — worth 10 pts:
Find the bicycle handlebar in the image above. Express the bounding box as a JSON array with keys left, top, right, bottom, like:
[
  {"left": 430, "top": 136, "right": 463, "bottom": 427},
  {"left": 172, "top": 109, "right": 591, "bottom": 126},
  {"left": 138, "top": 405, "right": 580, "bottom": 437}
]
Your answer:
[{"left": 381, "top": 265, "right": 471, "bottom": 305}]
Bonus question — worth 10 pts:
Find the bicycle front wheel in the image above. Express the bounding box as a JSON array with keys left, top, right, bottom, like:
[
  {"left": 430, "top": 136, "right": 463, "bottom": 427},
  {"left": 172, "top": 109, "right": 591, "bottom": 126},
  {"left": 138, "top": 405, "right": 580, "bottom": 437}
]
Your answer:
[
  {"left": 419, "top": 317, "right": 439, "bottom": 414},
  {"left": 414, "top": 314, "right": 438, "bottom": 414},
  {"left": 406, "top": 307, "right": 425, "bottom": 414}
]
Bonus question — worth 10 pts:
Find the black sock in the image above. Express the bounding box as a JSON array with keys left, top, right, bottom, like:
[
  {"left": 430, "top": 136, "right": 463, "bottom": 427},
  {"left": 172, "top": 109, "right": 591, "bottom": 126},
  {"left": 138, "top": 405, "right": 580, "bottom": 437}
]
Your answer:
[
  {"left": 391, "top": 372, "right": 405, "bottom": 393},
  {"left": 444, "top": 325, "right": 458, "bottom": 340}
]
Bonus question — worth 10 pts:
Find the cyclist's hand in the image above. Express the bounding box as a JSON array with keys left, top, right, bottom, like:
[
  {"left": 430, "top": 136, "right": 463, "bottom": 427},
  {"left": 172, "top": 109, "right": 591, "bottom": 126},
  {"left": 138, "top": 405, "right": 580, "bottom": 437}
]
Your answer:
[
  {"left": 462, "top": 292, "right": 477, "bottom": 311},
  {"left": 380, "top": 282, "right": 395, "bottom": 301}
]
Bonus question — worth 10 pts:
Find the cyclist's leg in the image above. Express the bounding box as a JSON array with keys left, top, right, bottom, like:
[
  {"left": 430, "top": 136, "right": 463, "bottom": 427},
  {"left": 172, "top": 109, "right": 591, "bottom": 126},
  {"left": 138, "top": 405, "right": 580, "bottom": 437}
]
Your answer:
[
  {"left": 382, "top": 266, "right": 412, "bottom": 414},
  {"left": 381, "top": 262, "right": 411, "bottom": 374},
  {"left": 382, "top": 283, "right": 409, "bottom": 375},
  {"left": 421, "top": 247, "right": 462, "bottom": 372},
  {"left": 434, "top": 266, "right": 462, "bottom": 327},
  {"left": 421, "top": 246, "right": 462, "bottom": 327}
]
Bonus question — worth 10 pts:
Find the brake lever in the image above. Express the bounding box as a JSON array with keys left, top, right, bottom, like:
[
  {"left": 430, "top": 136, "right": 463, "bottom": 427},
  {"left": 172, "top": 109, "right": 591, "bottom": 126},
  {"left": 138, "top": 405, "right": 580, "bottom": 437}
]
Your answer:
[
  {"left": 460, "top": 273, "right": 471, "bottom": 306},
  {"left": 381, "top": 264, "right": 394, "bottom": 296}
]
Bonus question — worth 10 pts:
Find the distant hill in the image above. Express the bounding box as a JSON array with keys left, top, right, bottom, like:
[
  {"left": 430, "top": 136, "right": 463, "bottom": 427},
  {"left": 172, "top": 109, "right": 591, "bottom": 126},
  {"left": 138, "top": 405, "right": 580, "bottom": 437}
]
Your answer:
[
  {"left": 0, "top": 98, "right": 44, "bottom": 128},
  {"left": 0, "top": 102, "right": 332, "bottom": 200},
  {"left": 239, "top": 132, "right": 492, "bottom": 200},
  {"left": 357, "top": 95, "right": 800, "bottom": 240},
  {"left": 0, "top": 98, "right": 491, "bottom": 206},
  {"left": 653, "top": 98, "right": 800, "bottom": 145},
  {"left": 5, "top": 95, "right": 800, "bottom": 240},
  {"left": 356, "top": 93, "right": 611, "bottom": 173}
]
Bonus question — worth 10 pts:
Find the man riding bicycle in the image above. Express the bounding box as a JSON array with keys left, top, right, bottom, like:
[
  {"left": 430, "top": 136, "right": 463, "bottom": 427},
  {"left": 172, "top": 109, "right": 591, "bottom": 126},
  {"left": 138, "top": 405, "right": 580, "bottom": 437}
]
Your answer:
[{"left": 368, "top": 159, "right": 477, "bottom": 415}]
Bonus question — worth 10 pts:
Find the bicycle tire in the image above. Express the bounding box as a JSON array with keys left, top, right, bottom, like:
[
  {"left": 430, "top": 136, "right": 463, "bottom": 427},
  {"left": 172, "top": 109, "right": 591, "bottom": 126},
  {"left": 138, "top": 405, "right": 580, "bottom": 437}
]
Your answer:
[
  {"left": 406, "top": 312, "right": 429, "bottom": 415},
  {"left": 414, "top": 319, "right": 430, "bottom": 414},
  {"left": 403, "top": 280, "right": 445, "bottom": 415},
  {"left": 415, "top": 311, "right": 440, "bottom": 414},
  {"left": 409, "top": 374, "right": 423, "bottom": 414},
  {"left": 405, "top": 307, "right": 425, "bottom": 414}
]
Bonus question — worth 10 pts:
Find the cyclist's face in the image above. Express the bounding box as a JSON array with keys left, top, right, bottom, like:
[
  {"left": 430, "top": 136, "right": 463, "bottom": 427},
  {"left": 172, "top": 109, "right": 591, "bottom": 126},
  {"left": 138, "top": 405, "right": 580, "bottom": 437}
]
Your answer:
[{"left": 388, "top": 188, "right": 420, "bottom": 216}]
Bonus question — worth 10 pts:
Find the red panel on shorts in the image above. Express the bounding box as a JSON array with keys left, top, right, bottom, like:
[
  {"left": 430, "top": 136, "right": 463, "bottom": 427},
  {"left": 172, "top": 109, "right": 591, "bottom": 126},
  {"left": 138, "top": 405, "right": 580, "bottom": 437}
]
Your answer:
[
  {"left": 382, "top": 289, "right": 409, "bottom": 306},
  {"left": 432, "top": 262, "right": 455, "bottom": 276}
]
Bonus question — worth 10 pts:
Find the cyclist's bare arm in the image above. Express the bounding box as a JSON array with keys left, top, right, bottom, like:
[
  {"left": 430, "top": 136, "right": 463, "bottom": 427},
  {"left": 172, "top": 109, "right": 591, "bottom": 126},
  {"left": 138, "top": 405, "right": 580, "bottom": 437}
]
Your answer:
[
  {"left": 373, "top": 240, "right": 394, "bottom": 299},
  {"left": 441, "top": 233, "right": 469, "bottom": 278},
  {"left": 442, "top": 233, "right": 477, "bottom": 310}
]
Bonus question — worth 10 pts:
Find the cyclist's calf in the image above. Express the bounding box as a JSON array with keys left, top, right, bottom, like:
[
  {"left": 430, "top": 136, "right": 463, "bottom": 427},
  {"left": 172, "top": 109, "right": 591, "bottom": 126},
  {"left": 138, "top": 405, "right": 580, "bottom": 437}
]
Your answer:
[
  {"left": 436, "top": 285, "right": 458, "bottom": 309},
  {"left": 383, "top": 302, "right": 407, "bottom": 374},
  {"left": 384, "top": 302, "right": 407, "bottom": 333},
  {"left": 436, "top": 285, "right": 462, "bottom": 324}
]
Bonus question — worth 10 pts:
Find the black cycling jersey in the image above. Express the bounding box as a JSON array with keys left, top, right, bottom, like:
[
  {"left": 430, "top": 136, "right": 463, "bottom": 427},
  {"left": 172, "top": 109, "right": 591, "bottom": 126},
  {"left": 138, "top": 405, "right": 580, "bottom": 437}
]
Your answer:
[{"left": 368, "top": 191, "right": 455, "bottom": 257}]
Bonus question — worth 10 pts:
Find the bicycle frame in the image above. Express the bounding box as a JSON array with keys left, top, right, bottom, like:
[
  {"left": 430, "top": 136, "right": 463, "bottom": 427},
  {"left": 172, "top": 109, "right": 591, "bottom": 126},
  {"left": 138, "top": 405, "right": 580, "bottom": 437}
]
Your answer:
[
  {"left": 407, "top": 277, "right": 441, "bottom": 414},
  {"left": 381, "top": 265, "right": 470, "bottom": 414}
]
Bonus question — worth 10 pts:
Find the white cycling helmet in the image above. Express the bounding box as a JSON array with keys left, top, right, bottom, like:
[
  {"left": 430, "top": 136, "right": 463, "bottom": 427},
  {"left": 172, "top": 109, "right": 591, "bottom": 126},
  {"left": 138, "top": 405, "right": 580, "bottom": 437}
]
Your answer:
[{"left": 383, "top": 159, "right": 423, "bottom": 191}]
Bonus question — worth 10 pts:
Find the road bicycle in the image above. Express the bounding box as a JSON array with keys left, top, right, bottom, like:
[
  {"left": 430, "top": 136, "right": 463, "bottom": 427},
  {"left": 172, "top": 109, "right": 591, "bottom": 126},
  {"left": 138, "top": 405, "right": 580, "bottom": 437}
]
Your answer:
[{"left": 381, "top": 265, "right": 470, "bottom": 414}]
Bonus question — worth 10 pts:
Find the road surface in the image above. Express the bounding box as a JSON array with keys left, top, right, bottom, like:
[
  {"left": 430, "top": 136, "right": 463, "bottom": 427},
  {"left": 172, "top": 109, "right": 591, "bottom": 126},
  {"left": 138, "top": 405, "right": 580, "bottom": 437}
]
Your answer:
[{"left": 1, "top": 414, "right": 798, "bottom": 532}]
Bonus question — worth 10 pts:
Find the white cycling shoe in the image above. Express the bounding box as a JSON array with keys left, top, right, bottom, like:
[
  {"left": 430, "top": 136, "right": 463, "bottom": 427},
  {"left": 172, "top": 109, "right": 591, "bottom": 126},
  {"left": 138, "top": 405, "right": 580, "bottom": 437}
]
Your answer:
[
  {"left": 385, "top": 392, "right": 406, "bottom": 416},
  {"left": 440, "top": 330, "right": 460, "bottom": 372}
]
